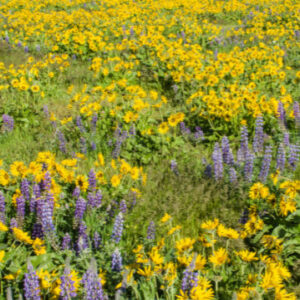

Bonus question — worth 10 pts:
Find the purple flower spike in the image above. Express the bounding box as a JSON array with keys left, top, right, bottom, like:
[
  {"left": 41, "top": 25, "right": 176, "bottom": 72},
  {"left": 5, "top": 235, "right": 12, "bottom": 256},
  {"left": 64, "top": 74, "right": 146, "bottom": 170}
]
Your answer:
[
  {"left": 24, "top": 263, "right": 41, "bottom": 300},
  {"left": 2, "top": 114, "right": 14, "bottom": 132},
  {"left": 88, "top": 169, "right": 97, "bottom": 190},
  {"left": 147, "top": 221, "right": 155, "bottom": 240},
  {"left": 244, "top": 150, "right": 254, "bottom": 182},
  {"left": 276, "top": 143, "right": 285, "bottom": 171},
  {"left": 111, "top": 249, "right": 122, "bottom": 272},
  {"left": 75, "top": 197, "right": 87, "bottom": 222},
  {"left": 62, "top": 233, "right": 71, "bottom": 250},
  {"left": 288, "top": 144, "right": 300, "bottom": 170},
  {"left": 111, "top": 213, "right": 124, "bottom": 243},
  {"left": 240, "top": 126, "right": 249, "bottom": 159},
  {"left": 221, "top": 136, "right": 234, "bottom": 165},
  {"left": 259, "top": 145, "right": 273, "bottom": 182},
  {"left": 253, "top": 115, "right": 264, "bottom": 153},
  {"left": 82, "top": 260, "right": 106, "bottom": 300},
  {"left": 212, "top": 142, "right": 223, "bottom": 180},
  {"left": 60, "top": 266, "right": 77, "bottom": 299}
]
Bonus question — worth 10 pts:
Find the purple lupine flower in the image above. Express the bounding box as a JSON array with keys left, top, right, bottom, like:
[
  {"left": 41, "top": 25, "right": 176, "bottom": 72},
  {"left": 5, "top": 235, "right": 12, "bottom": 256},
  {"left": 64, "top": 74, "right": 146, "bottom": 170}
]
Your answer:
[
  {"left": 277, "top": 101, "right": 286, "bottom": 126},
  {"left": 111, "top": 213, "right": 124, "bottom": 243},
  {"left": 72, "top": 186, "right": 80, "bottom": 199},
  {"left": 221, "top": 136, "right": 234, "bottom": 165},
  {"left": 294, "top": 102, "right": 300, "bottom": 128},
  {"left": 62, "top": 233, "right": 71, "bottom": 250},
  {"left": 80, "top": 137, "right": 87, "bottom": 154},
  {"left": 95, "top": 190, "right": 102, "bottom": 207},
  {"left": 76, "top": 116, "right": 86, "bottom": 133},
  {"left": 87, "top": 192, "right": 96, "bottom": 208},
  {"left": 130, "top": 191, "right": 137, "bottom": 209},
  {"left": 119, "top": 200, "right": 127, "bottom": 214},
  {"left": 17, "top": 41, "right": 22, "bottom": 47},
  {"left": 0, "top": 191, "right": 5, "bottom": 223},
  {"left": 259, "top": 145, "right": 273, "bottom": 182},
  {"left": 33, "top": 184, "right": 41, "bottom": 199},
  {"left": 240, "top": 126, "right": 249, "bottom": 159},
  {"left": 1, "top": 114, "right": 14, "bottom": 132},
  {"left": 236, "top": 147, "right": 243, "bottom": 165},
  {"left": 16, "top": 195, "right": 25, "bottom": 221},
  {"left": 41, "top": 202, "right": 55, "bottom": 234},
  {"left": 170, "top": 159, "right": 179, "bottom": 176},
  {"left": 91, "top": 114, "right": 98, "bottom": 131},
  {"left": 21, "top": 179, "right": 31, "bottom": 201},
  {"left": 180, "top": 122, "right": 191, "bottom": 135},
  {"left": 24, "top": 263, "right": 41, "bottom": 300},
  {"left": 82, "top": 261, "right": 106, "bottom": 300},
  {"left": 172, "top": 84, "right": 178, "bottom": 93},
  {"left": 57, "top": 130, "right": 67, "bottom": 153},
  {"left": 72, "top": 54, "right": 76, "bottom": 60},
  {"left": 276, "top": 143, "right": 285, "bottom": 171},
  {"left": 129, "top": 125, "right": 136, "bottom": 136},
  {"left": 77, "top": 222, "right": 89, "bottom": 252},
  {"left": 93, "top": 232, "right": 101, "bottom": 249},
  {"left": 43, "top": 171, "right": 52, "bottom": 192},
  {"left": 283, "top": 131, "right": 290, "bottom": 147},
  {"left": 239, "top": 208, "right": 249, "bottom": 224},
  {"left": 24, "top": 45, "right": 29, "bottom": 53},
  {"left": 229, "top": 167, "right": 237, "bottom": 183},
  {"left": 244, "top": 150, "right": 254, "bottom": 182},
  {"left": 194, "top": 126, "right": 204, "bottom": 141},
  {"left": 147, "top": 221, "right": 155, "bottom": 240},
  {"left": 10, "top": 218, "right": 18, "bottom": 229},
  {"left": 75, "top": 197, "right": 87, "bottom": 222},
  {"left": 204, "top": 164, "right": 212, "bottom": 178},
  {"left": 32, "top": 223, "right": 43, "bottom": 240},
  {"left": 212, "top": 142, "right": 223, "bottom": 180},
  {"left": 111, "top": 249, "right": 122, "bottom": 272},
  {"left": 91, "top": 141, "right": 96, "bottom": 151},
  {"left": 181, "top": 268, "right": 198, "bottom": 292},
  {"left": 5, "top": 36, "right": 9, "bottom": 43},
  {"left": 43, "top": 105, "right": 49, "bottom": 119},
  {"left": 288, "top": 144, "right": 300, "bottom": 170},
  {"left": 88, "top": 169, "right": 97, "bottom": 190},
  {"left": 60, "top": 267, "right": 77, "bottom": 299},
  {"left": 253, "top": 115, "right": 264, "bottom": 153}
]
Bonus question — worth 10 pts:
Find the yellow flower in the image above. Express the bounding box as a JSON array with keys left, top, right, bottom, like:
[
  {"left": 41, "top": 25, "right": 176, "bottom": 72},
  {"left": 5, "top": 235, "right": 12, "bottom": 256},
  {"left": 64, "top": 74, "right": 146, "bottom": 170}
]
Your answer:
[
  {"left": 137, "top": 266, "right": 154, "bottom": 279},
  {"left": 236, "top": 250, "right": 258, "bottom": 262},
  {"left": 201, "top": 218, "right": 219, "bottom": 230},
  {"left": 209, "top": 248, "right": 229, "bottom": 266},
  {"left": 111, "top": 174, "right": 121, "bottom": 187},
  {"left": 98, "top": 153, "right": 105, "bottom": 166},
  {"left": 130, "top": 167, "right": 139, "bottom": 180},
  {"left": 96, "top": 171, "right": 106, "bottom": 184},
  {"left": 0, "top": 170, "right": 10, "bottom": 186},
  {"left": 160, "top": 213, "right": 171, "bottom": 223},
  {"left": 0, "top": 250, "right": 5, "bottom": 262},
  {"left": 12, "top": 227, "right": 33, "bottom": 244},
  {"left": 176, "top": 238, "right": 195, "bottom": 253},
  {"left": 279, "top": 197, "right": 297, "bottom": 216},
  {"left": 0, "top": 222, "right": 8, "bottom": 232},
  {"left": 31, "top": 85, "right": 40, "bottom": 93},
  {"left": 33, "top": 238, "right": 46, "bottom": 255},
  {"left": 75, "top": 175, "right": 89, "bottom": 191},
  {"left": 10, "top": 161, "right": 27, "bottom": 177},
  {"left": 158, "top": 122, "right": 169, "bottom": 134},
  {"left": 249, "top": 183, "right": 269, "bottom": 200}
]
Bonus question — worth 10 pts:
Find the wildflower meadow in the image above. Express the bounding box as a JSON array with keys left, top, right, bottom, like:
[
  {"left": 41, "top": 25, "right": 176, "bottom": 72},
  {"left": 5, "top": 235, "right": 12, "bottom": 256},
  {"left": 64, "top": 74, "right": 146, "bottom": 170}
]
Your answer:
[{"left": 0, "top": 0, "right": 299, "bottom": 299}]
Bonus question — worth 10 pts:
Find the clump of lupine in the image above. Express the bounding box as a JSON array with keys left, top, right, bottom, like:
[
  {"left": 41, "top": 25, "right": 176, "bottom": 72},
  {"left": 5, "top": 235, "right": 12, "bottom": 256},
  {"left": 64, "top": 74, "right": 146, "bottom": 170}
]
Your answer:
[{"left": 209, "top": 115, "right": 299, "bottom": 184}]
